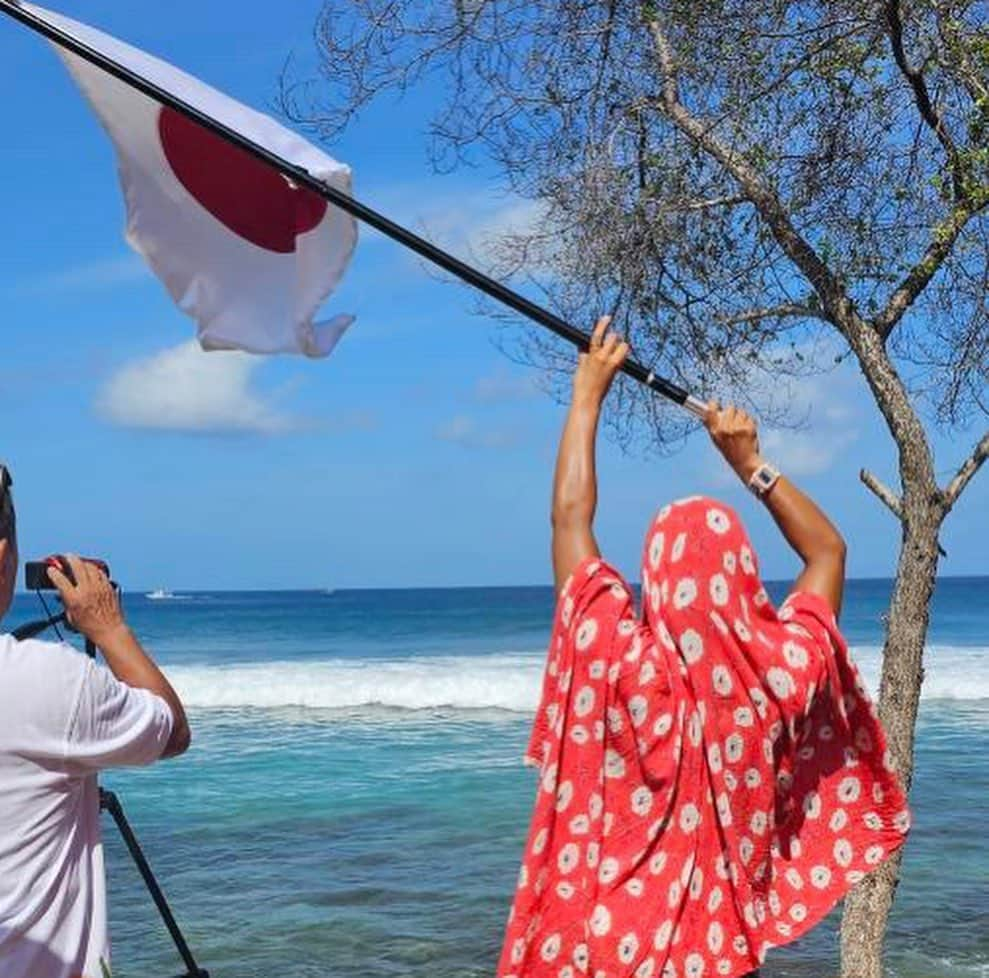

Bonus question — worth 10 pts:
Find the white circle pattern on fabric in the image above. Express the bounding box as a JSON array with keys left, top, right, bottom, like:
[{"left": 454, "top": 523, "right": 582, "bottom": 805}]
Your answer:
[
  {"left": 604, "top": 749, "right": 626, "bottom": 779},
  {"left": 654, "top": 712, "right": 673, "bottom": 738},
  {"left": 629, "top": 695, "right": 649, "bottom": 728},
  {"left": 618, "top": 933, "right": 640, "bottom": 964},
  {"left": 499, "top": 511, "right": 910, "bottom": 978},
  {"left": 711, "top": 666, "right": 732, "bottom": 697},
  {"left": 674, "top": 579, "right": 698, "bottom": 610},
  {"left": 783, "top": 641, "right": 809, "bottom": 669},
  {"left": 767, "top": 667, "right": 796, "bottom": 699},
  {"left": 671, "top": 532, "right": 688, "bottom": 562},
  {"left": 631, "top": 786, "right": 653, "bottom": 817},
  {"left": 556, "top": 780, "right": 574, "bottom": 812},
  {"left": 685, "top": 951, "right": 706, "bottom": 978},
  {"left": 650, "top": 532, "right": 666, "bottom": 570},
  {"left": 599, "top": 857, "right": 620, "bottom": 884},
  {"left": 725, "top": 733, "right": 744, "bottom": 765},
  {"left": 626, "top": 879, "right": 645, "bottom": 898},
  {"left": 541, "top": 934, "right": 563, "bottom": 961},
  {"left": 735, "top": 707, "right": 754, "bottom": 728},
  {"left": 739, "top": 545, "right": 755, "bottom": 574},
  {"left": 679, "top": 804, "right": 700, "bottom": 834},
  {"left": 654, "top": 920, "right": 673, "bottom": 951},
  {"left": 558, "top": 843, "right": 580, "bottom": 874},
  {"left": 716, "top": 794, "right": 732, "bottom": 827},
  {"left": 709, "top": 574, "right": 730, "bottom": 607},
  {"left": 838, "top": 777, "right": 861, "bottom": 803},
  {"left": 680, "top": 629, "right": 704, "bottom": 663},
  {"left": 829, "top": 809, "right": 848, "bottom": 832},
  {"left": 863, "top": 811, "right": 882, "bottom": 831},
  {"left": 574, "top": 686, "right": 596, "bottom": 718},
  {"left": 590, "top": 904, "right": 612, "bottom": 937},
  {"left": 576, "top": 618, "right": 599, "bottom": 651}
]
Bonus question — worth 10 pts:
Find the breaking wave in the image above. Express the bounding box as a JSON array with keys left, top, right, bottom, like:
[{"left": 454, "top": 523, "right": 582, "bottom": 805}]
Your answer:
[{"left": 167, "top": 645, "right": 989, "bottom": 713}]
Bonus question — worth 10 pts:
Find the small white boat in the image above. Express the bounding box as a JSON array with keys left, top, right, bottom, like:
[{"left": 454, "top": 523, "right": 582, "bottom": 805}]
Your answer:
[{"left": 146, "top": 588, "right": 176, "bottom": 601}]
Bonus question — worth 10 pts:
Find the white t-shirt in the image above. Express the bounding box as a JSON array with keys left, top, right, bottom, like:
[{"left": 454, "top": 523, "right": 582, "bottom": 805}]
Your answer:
[{"left": 0, "top": 634, "right": 173, "bottom": 978}]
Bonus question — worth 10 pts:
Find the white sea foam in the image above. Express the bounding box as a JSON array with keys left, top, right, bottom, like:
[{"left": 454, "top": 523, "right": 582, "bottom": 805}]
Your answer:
[
  {"left": 169, "top": 653, "right": 545, "bottom": 712},
  {"left": 853, "top": 644, "right": 989, "bottom": 702},
  {"left": 167, "top": 645, "right": 989, "bottom": 713}
]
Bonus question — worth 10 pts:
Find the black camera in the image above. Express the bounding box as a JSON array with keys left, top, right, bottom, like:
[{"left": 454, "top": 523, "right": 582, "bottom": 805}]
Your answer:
[{"left": 25, "top": 556, "right": 111, "bottom": 591}]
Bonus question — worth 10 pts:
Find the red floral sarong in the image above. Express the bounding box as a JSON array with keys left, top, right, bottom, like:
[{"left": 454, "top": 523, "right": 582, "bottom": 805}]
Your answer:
[{"left": 498, "top": 497, "right": 910, "bottom": 978}]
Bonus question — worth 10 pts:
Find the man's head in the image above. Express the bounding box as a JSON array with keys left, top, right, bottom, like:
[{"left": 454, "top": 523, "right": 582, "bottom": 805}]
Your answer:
[{"left": 0, "top": 466, "right": 17, "bottom": 620}]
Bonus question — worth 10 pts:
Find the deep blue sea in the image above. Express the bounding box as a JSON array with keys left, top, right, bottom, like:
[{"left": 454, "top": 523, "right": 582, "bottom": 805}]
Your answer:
[{"left": 7, "top": 578, "right": 987, "bottom": 978}]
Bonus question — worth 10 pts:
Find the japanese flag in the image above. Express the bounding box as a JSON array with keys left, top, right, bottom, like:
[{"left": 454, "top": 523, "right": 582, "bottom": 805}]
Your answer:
[{"left": 26, "top": 2, "right": 358, "bottom": 357}]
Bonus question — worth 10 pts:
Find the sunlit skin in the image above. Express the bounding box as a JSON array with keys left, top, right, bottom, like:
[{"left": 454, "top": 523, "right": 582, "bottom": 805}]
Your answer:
[
  {"left": 47, "top": 555, "right": 192, "bottom": 760},
  {"left": 551, "top": 316, "right": 847, "bottom": 614}
]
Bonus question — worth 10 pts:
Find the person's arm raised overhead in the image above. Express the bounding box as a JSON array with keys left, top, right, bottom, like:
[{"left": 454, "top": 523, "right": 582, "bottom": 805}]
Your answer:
[
  {"left": 48, "top": 555, "right": 191, "bottom": 760},
  {"left": 705, "top": 404, "right": 847, "bottom": 617},
  {"left": 551, "top": 316, "right": 629, "bottom": 593}
]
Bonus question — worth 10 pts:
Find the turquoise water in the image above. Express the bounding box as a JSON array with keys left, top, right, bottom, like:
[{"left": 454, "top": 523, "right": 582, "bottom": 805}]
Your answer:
[{"left": 8, "top": 578, "right": 988, "bottom": 978}]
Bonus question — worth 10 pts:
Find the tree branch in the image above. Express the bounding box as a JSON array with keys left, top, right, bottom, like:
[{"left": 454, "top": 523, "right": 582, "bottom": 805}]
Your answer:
[
  {"left": 861, "top": 469, "right": 948, "bottom": 556},
  {"left": 942, "top": 429, "right": 989, "bottom": 509},
  {"left": 873, "top": 203, "right": 979, "bottom": 337},
  {"left": 718, "top": 303, "right": 832, "bottom": 326},
  {"left": 884, "top": 0, "right": 964, "bottom": 199},
  {"left": 860, "top": 468, "right": 904, "bottom": 518},
  {"left": 872, "top": 1, "right": 989, "bottom": 340},
  {"left": 934, "top": 11, "right": 989, "bottom": 105},
  {"left": 677, "top": 194, "right": 750, "bottom": 212},
  {"left": 646, "top": 19, "right": 856, "bottom": 333}
]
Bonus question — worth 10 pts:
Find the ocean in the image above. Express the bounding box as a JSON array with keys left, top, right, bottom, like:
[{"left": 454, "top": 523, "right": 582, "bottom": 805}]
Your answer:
[{"left": 7, "top": 577, "right": 988, "bottom": 978}]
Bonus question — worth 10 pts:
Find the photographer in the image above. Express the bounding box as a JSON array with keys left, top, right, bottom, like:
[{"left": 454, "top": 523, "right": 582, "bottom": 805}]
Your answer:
[{"left": 0, "top": 469, "right": 191, "bottom": 978}]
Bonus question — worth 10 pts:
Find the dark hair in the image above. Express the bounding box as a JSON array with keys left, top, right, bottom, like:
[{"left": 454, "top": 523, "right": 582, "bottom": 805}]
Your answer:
[{"left": 0, "top": 466, "right": 14, "bottom": 542}]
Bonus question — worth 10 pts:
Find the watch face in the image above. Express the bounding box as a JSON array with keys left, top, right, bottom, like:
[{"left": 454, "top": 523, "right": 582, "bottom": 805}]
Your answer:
[{"left": 750, "top": 465, "right": 778, "bottom": 495}]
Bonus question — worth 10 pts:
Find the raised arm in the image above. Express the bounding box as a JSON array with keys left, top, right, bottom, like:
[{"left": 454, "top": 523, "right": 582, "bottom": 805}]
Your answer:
[
  {"left": 706, "top": 404, "right": 847, "bottom": 616},
  {"left": 551, "top": 317, "right": 629, "bottom": 592},
  {"left": 49, "top": 555, "right": 191, "bottom": 759}
]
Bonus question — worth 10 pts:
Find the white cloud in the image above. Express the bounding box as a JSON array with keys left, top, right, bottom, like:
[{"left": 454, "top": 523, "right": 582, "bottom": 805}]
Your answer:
[
  {"left": 436, "top": 414, "right": 520, "bottom": 450},
  {"left": 704, "top": 360, "right": 863, "bottom": 484},
  {"left": 360, "top": 179, "right": 546, "bottom": 266},
  {"left": 757, "top": 371, "right": 860, "bottom": 476},
  {"left": 97, "top": 341, "right": 296, "bottom": 434},
  {"left": 760, "top": 426, "right": 857, "bottom": 477}
]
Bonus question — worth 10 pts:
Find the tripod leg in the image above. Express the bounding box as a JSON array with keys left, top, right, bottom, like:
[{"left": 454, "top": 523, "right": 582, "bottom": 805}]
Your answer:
[{"left": 100, "top": 789, "right": 210, "bottom": 978}]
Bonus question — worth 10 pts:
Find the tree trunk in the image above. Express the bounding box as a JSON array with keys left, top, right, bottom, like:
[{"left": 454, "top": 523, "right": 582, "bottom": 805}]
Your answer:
[{"left": 839, "top": 503, "right": 943, "bottom": 978}]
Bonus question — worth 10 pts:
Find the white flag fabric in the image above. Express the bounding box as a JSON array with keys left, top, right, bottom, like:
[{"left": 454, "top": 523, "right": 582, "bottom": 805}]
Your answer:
[{"left": 26, "top": 3, "right": 358, "bottom": 357}]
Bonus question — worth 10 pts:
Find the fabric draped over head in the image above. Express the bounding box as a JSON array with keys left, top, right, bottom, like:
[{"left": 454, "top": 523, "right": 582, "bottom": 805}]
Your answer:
[{"left": 499, "top": 497, "right": 909, "bottom": 978}]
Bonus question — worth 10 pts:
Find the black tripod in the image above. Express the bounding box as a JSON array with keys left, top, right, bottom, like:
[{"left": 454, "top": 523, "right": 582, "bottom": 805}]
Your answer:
[{"left": 13, "top": 613, "right": 209, "bottom": 978}]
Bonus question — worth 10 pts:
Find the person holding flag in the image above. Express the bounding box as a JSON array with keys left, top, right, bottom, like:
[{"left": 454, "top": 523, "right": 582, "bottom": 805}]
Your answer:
[{"left": 498, "top": 318, "right": 911, "bottom": 978}]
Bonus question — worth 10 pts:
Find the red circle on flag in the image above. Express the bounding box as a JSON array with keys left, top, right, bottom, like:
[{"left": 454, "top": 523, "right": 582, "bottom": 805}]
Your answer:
[{"left": 158, "top": 107, "right": 329, "bottom": 254}]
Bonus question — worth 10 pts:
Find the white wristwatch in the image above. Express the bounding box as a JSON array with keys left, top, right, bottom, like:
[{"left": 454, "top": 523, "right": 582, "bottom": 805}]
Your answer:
[{"left": 748, "top": 461, "right": 781, "bottom": 497}]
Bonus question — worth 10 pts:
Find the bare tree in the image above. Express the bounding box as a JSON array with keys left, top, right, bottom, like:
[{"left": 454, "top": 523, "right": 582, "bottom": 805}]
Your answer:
[{"left": 282, "top": 2, "right": 989, "bottom": 975}]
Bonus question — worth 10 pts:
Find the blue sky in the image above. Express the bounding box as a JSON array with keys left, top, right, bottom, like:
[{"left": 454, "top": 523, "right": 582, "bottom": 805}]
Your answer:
[{"left": 0, "top": 0, "right": 985, "bottom": 590}]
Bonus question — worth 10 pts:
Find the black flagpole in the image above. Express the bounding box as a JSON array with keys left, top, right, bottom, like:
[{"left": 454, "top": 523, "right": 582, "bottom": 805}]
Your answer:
[{"left": 0, "top": 0, "right": 707, "bottom": 417}]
